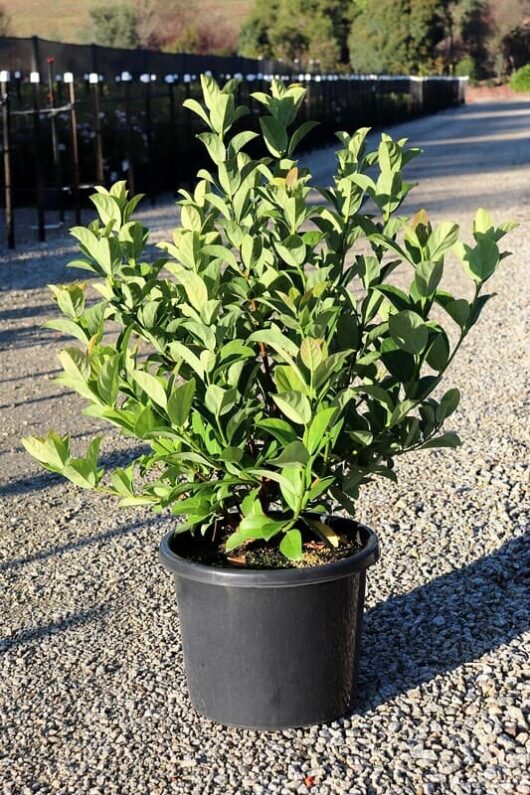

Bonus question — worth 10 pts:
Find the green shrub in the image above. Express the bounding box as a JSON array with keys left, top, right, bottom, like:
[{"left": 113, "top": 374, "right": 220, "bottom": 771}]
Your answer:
[
  {"left": 23, "top": 77, "right": 515, "bottom": 563},
  {"left": 510, "top": 64, "right": 530, "bottom": 92},
  {"left": 454, "top": 56, "right": 477, "bottom": 81}
]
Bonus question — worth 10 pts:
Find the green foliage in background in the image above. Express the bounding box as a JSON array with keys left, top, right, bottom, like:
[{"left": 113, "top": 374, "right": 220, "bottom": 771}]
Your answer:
[
  {"left": 454, "top": 55, "right": 477, "bottom": 79},
  {"left": 89, "top": 4, "right": 139, "bottom": 49},
  {"left": 23, "top": 77, "right": 514, "bottom": 561},
  {"left": 241, "top": 0, "right": 529, "bottom": 77},
  {"left": 239, "top": 0, "right": 352, "bottom": 70},
  {"left": 510, "top": 63, "right": 530, "bottom": 90}
]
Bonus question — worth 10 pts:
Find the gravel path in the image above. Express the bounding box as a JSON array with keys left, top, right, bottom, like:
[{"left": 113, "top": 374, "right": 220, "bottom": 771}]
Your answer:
[{"left": 1, "top": 98, "right": 529, "bottom": 795}]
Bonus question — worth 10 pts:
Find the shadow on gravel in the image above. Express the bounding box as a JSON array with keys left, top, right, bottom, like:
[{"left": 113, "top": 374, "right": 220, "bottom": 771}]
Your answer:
[
  {"left": 0, "top": 605, "right": 111, "bottom": 652},
  {"left": 0, "top": 515, "right": 165, "bottom": 573},
  {"left": 0, "top": 303, "right": 55, "bottom": 322},
  {"left": 0, "top": 390, "right": 74, "bottom": 411},
  {"left": 355, "top": 532, "right": 529, "bottom": 712},
  {"left": 0, "top": 326, "right": 63, "bottom": 351},
  {"left": 0, "top": 368, "right": 60, "bottom": 385},
  {"left": 0, "top": 445, "right": 149, "bottom": 498}
]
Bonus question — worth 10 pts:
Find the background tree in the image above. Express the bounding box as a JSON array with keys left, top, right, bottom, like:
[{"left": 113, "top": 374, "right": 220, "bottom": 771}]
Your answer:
[
  {"left": 458, "top": 0, "right": 493, "bottom": 77},
  {"left": 239, "top": 0, "right": 352, "bottom": 69},
  {"left": 348, "top": 0, "right": 413, "bottom": 74},
  {"left": 134, "top": 0, "right": 194, "bottom": 49},
  {"left": 490, "top": 0, "right": 530, "bottom": 73},
  {"left": 88, "top": 4, "right": 139, "bottom": 48}
]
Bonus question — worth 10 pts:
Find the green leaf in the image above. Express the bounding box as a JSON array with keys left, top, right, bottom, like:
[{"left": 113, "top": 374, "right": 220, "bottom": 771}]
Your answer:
[
  {"left": 275, "top": 234, "right": 306, "bottom": 269},
  {"left": 97, "top": 354, "right": 120, "bottom": 404},
  {"left": 436, "top": 294, "right": 470, "bottom": 329},
  {"left": 279, "top": 529, "right": 303, "bottom": 561},
  {"left": 249, "top": 326, "right": 299, "bottom": 358},
  {"left": 305, "top": 407, "right": 337, "bottom": 454},
  {"left": 427, "top": 222, "right": 459, "bottom": 260},
  {"left": 90, "top": 193, "right": 122, "bottom": 229},
  {"left": 437, "top": 388, "right": 460, "bottom": 422},
  {"left": 180, "top": 272, "right": 209, "bottom": 310},
  {"left": 389, "top": 310, "right": 429, "bottom": 354},
  {"left": 259, "top": 116, "right": 288, "bottom": 157},
  {"left": 22, "top": 432, "right": 70, "bottom": 472},
  {"left": 169, "top": 341, "right": 204, "bottom": 378},
  {"left": 288, "top": 120, "right": 319, "bottom": 156},
  {"left": 272, "top": 391, "right": 312, "bottom": 425},
  {"left": 44, "top": 317, "right": 89, "bottom": 344},
  {"left": 225, "top": 515, "right": 286, "bottom": 551},
  {"left": 380, "top": 342, "right": 415, "bottom": 382},
  {"left": 256, "top": 418, "right": 298, "bottom": 445},
  {"left": 300, "top": 338, "right": 324, "bottom": 372},
  {"left": 167, "top": 379, "right": 196, "bottom": 426},
  {"left": 421, "top": 431, "right": 461, "bottom": 449},
  {"left": 205, "top": 384, "right": 237, "bottom": 417},
  {"left": 110, "top": 466, "right": 134, "bottom": 496},
  {"left": 426, "top": 332, "right": 450, "bottom": 371},
  {"left": 389, "top": 399, "right": 416, "bottom": 427},
  {"left": 456, "top": 236, "right": 500, "bottom": 283},
  {"left": 414, "top": 259, "right": 443, "bottom": 297},
  {"left": 473, "top": 207, "right": 493, "bottom": 235},
  {"left": 197, "top": 132, "right": 226, "bottom": 164},
  {"left": 132, "top": 370, "right": 167, "bottom": 409},
  {"left": 183, "top": 97, "right": 212, "bottom": 129},
  {"left": 271, "top": 441, "right": 309, "bottom": 468}
]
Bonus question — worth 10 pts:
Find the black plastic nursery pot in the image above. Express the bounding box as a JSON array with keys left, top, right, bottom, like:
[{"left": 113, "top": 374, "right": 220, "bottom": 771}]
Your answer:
[{"left": 159, "top": 518, "right": 379, "bottom": 730}]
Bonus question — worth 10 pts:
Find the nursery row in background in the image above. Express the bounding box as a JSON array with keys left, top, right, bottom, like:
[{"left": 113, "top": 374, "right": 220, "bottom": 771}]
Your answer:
[{"left": 0, "top": 44, "right": 467, "bottom": 248}]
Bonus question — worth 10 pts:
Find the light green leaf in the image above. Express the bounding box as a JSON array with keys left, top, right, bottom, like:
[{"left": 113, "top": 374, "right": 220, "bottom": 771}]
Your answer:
[
  {"left": 300, "top": 337, "right": 324, "bottom": 372},
  {"left": 90, "top": 193, "right": 122, "bottom": 229},
  {"left": 205, "top": 384, "right": 237, "bottom": 417},
  {"left": 180, "top": 272, "right": 209, "bottom": 310},
  {"left": 272, "top": 391, "right": 312, "bottom": 426},
  {"left": 132, "top": 370, "right": 167, "bottom": 409},
  {"left": 271, "top": 441, "right": 309, "bottom": 468},
  {"left": 305, "top": 407, "right": 337, "bottom": 454},
  {"left": 279, "top": 529, "right": 303, "bottom": 561},
  {"left": 167, "top": 379, "right": 196, "bottom": 426}
]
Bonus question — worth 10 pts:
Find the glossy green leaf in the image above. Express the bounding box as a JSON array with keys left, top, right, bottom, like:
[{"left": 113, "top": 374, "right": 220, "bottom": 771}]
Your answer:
[
  {"left": 132, "top": 370, "right": 167, "bottom": 409},
  {"left": 389, "top": 310, "right": 429, "bottom": 354},
  {"left": 272, "top": 391, "right": 312, "bottom": 425},
  {"left": 167, "top": 379, "right": 196, "bottom": 426},
  {"left": 271, "top": 441, "right": 309, "bottom": 468}
]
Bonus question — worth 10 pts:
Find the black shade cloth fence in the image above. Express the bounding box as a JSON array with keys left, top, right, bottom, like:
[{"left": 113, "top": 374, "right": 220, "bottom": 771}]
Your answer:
[{"left": 0, "top": 36, "right": 467, "bottom": 248}]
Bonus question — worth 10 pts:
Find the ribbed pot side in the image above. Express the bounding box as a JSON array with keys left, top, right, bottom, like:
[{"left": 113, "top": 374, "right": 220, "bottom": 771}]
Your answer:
[{"left": 160, "top": 520, "right": 379, "bottom": 730}]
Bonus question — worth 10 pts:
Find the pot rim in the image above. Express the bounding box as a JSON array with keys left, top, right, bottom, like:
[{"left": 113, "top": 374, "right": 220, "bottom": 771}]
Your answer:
[{"left": 159, "top": 517, "right": 379, "bottom": 588}]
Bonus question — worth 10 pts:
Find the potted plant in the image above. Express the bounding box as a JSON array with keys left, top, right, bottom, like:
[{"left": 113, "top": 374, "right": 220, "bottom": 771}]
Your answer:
[{"left": 23, "top": 76, "right": 514, "bottom": 730}]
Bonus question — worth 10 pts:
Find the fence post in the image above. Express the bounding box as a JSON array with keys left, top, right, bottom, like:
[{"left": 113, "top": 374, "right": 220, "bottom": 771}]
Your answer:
[
  {"left": 122, "top": 72, "right": 135, "bottom": 195},
  {"left": 31, "top": 70, "right": 46, "bottom": 242},
  {"left": 30, "top": 35, "right": 40, "bottom": 74},
  {"left": 1, "top": 70, "right": 14, "bottom": 249},
  {"left": 142, "top": 72, "right": 155, "bottom": 206},
  {"left": 166, "top": 75, "right": 178, "bottom": 196},
  {"left": 90, "top": 72, "right": 104, "bottom": 184},
  {"left": 47, "top": 56, "right": 64, "bottom": 223},
  {"left": 64, "top": 72, "right": 81, "bottom": 225}
]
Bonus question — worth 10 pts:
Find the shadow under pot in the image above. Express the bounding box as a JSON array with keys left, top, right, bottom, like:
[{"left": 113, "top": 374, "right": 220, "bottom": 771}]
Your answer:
[{"left": 159, "top": 517, "right": 379, "bottom": 730}]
